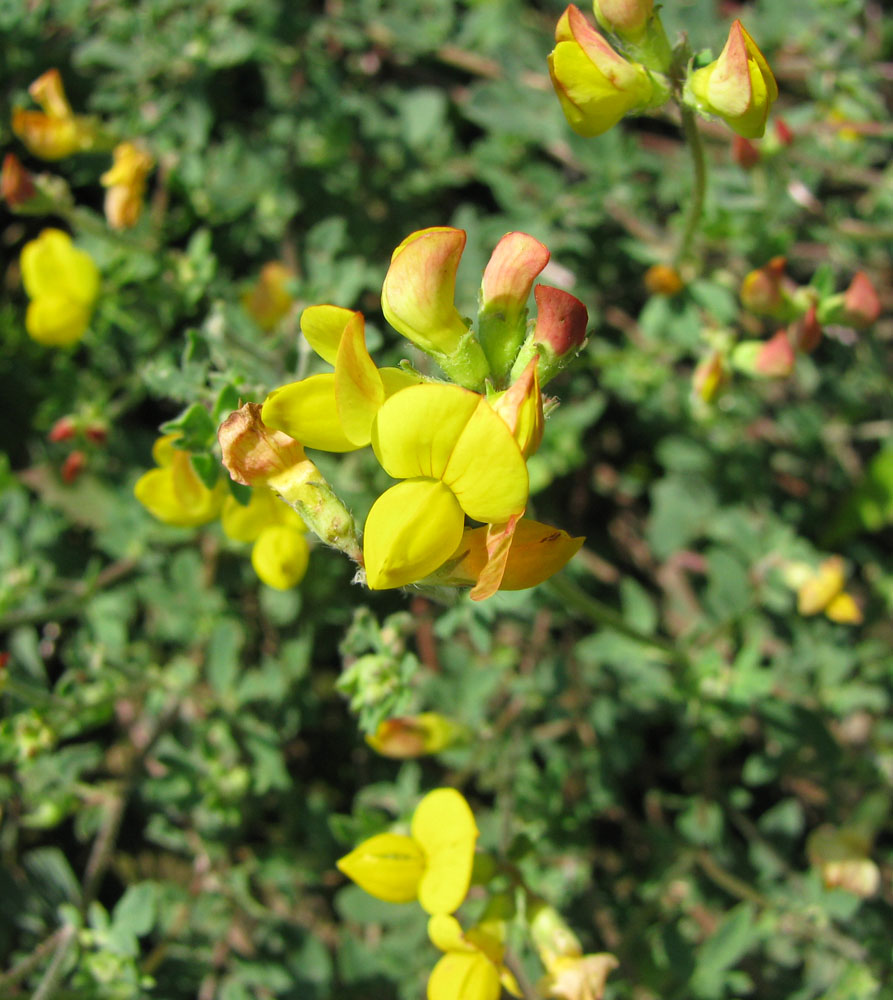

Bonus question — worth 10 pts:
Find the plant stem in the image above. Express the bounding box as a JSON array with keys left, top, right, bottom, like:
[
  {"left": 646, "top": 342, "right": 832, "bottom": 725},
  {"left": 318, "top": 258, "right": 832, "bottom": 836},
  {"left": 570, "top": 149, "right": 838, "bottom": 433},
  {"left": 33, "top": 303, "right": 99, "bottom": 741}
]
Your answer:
[
  {"left": 674, "top": 105, "right": 708, "bottom": 268},
  {"left": 545, "top": 575, "right": 689, "bottom": 667},
  {"left": 503, "top": 947, "right": 542, "bottom": 1000}
]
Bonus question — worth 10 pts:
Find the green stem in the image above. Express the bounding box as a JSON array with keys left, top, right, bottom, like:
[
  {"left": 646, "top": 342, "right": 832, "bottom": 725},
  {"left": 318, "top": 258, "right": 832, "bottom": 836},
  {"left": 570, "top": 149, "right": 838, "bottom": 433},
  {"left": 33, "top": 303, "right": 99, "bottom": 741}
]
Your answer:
[
  {"left": 675, "top": 105, "right": 708, "bottom": 268},
  {"left": 545, "top": 574, "right": 689, "bottom": 667}
]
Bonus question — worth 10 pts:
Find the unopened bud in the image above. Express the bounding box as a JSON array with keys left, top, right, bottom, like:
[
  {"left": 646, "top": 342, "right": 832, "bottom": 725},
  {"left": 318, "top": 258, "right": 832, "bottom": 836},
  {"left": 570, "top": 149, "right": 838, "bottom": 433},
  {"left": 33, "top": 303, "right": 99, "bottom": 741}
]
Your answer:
[
  {"left": 61, "top": 450, "right": 87, "bottom": 483},
  {"left": 48, "top": 416, "right": 77, "bottom": 442},
  {"left": 731, "top": 134, "right": 760, "bottom": 169},
  {"left": 692, "top": 350, "right": 729, "bottom": 404},
  {"left": 593, "top": 0, "right": 653, "bottom": 39},
  {"left": 84, "top": 422, "right": 108, "bottom": 444},
  {"left": 365, "top": 713, "right": 464, "bottom": 758},
  {"left": 842, "top": 272, "right": 881, "bottom": 328},
  {"left": 644, "top": 263, "right": 684, "bottom": 296},
  {"left": 740, "top": 257, "right": 791, "bottom": 318},
  {"left": 512, "top": 285, "right": 588, "bottom": 385},
  {"left": 1, "top": 153, "right": 37, "bottom": 207},
  {"left": 774, "top": 118, "right": 794, "bottom": 146},
  {"left": 790, "top": 304, "right": 822, "bottom": 353}
]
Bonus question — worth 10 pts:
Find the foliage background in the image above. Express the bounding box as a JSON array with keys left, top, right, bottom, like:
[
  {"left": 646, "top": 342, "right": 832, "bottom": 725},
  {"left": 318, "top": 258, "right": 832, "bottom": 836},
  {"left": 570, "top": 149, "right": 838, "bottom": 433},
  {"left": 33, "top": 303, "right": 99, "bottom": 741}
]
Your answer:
[{"left": 1, "top": 1, "right": 891, "bottom": 998}]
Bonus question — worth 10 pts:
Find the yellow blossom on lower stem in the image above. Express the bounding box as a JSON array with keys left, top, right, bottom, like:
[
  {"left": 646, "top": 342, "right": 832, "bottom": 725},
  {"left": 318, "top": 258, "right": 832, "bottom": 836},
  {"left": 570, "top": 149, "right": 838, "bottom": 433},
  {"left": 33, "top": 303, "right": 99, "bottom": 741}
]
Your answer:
[
  {"left": 241, "top": 262, "right": 294, "bottom": 330},
  {"left": 336, "top": 788, "right": 477, "bottom": 915},
  {"left": 101, "top": 141, "right": 154, "bottom": 229},
  {"left": 250, "top": 524, "right": 309, "bottom": 589},
  {"left": 427, "top": 915, "right": 521, "bottom": 1000},
  {"left": 366, "top": 713, "right": 464, "bottom": 758},
  {"left": 134, "top": 434, "right": 226, "bottom": 527},
  {"left": 20, "top": 229, "right": 100, "bottom": 346},
  {"left": 12, "top": 69, "right": 98, "bottom": 160}
]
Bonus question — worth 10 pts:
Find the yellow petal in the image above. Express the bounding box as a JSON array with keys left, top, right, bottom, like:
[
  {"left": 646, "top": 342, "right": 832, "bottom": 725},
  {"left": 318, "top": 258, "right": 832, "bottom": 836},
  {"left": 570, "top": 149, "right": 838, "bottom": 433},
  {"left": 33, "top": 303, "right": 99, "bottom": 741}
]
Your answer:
[
  {"left": 428, "top": 914, "right": 475, "bottom": 954},
  {"left": 373, "top": 384, "right": 480, "bottom": 481},
  {"left": 468, "top": 517, "right": 521, "bottom": 602},
  {"left": 151, "top": 434, "right": 181, "bottom": 468},
  {"left": 411, "top": 788, "right": 477, "bottom": 915},
  {"left": 25, "top": 296, "right": 91, "bottom": 346},
  {"left": 372, "top": 383, "right": 528, "bottom": 524},
  {"left": 363, "top": 479, "right": 465, "bottom": 590},
  {"left": 825, "top": 591, "right": 862, "bottom": 625},
  {"left": 797, "top": 556, "right": 846, "bottom": 615},
  {"left": 336, "top": 832, "right": 424, "bottom": 903},
  {"left": 262, "top": 374, "right": 358, "bottom": 452},
  {"left": 134, "top": 457, "right": 224, "bottom": 528},
  {"left": 250, "top": 525, "right": 309, "bottom": 589},
  {"left": 21, "top": 229, "right": 100, "bottom": 304},
  {"left": 221, "top": 488, "right": 284, "bottom": 542},
  {"left": 427, "top": 952, "right": 501, "bottom": 1000},
  {"left": 300, "top": 304, "right": 358, "bottom": 365},
  {"left": 382, "top": 227, "right": 470, "bottom": 355},
  {"left": 380, "top": 366, "right": 421, "bottom": 398},
  {"left": 335, "top": 311, "right": 385, "bottom": 446}
]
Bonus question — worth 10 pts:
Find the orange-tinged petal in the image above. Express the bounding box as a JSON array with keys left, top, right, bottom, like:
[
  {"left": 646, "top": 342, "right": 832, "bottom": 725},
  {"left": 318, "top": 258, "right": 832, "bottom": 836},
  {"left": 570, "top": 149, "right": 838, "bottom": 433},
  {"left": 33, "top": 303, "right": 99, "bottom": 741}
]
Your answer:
[
  {"left": 412, "top": 788, "right": 477, "bottom": 915},
  {"left": 262, "top": 374, "right": 358, "bottom": 452},
  {"left": 428, "top": 952, "right": 501, "bottom": 1000},
  {"left": 445, "top": 519, "right": 584, "bottom": 592},
  {"left": 29, "top": 69, "right": 72, "bottom": 118},
  {"left": 300, "top": 304, "right": 357, "bottom": 365},
  {"left": 335, "top": 311, "right": 385, "bottom": 446},
  {"left": 364, "top": 479, "right": 465, "bottom": 590},
  {"left": 469, "top": 516, "right": 521, "bottom": 601},
  {"left": 490, "top": 358, "right": 543, "bottom": 458},
  {"left": 336, "top": 832, "right": 424, "bottom": 904},
  {"left": 250, "top": 524, "right": 309, "bottom": 589},
  {"left": 480, "top": 232, "right": 550, "bottom": 318},
  {"left": 382, "top": 227, "right": 470, "bottom": 354}
]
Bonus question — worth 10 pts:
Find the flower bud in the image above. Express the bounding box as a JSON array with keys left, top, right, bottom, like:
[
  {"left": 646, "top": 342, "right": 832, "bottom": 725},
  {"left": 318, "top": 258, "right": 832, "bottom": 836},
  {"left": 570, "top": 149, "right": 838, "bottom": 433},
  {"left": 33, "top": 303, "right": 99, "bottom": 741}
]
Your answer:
[
  {"left": 100, "top": 141, "right": 154, "bottom": 230},
  {"left": 644, "top": 263, "right": 684, "bottom": 297},
  {"left": 739, "top": 257, "right": 791, "bottom": 318},
  {"left": 48, "top": 415, "right": 77, "bottom": 442},
  {"left": 731, "top": 134, "right": 760, "bottom": 170},
  {"left": 842, "top": 272, "right": 881, "bottom": 328},
  {"left": 790, "top": 304, "right": 822, "bottom": 353},
  {"left": 1, "top": 153, "right": 36, "bottom": 208},
  {"left": 512, "top": 285, "right": 588, "bottom": 385},
  {"left": 61, "top": 450, "right": 87, "bottom": 484},
  {"left": 478, "top": 232, "right": 550, "bottom": 380},
  {"left": 12, "top": 69, "right": 98, "bottom": 160},
  {"left": 242, "top": 262, "right": 294, "bottom": 330},
  {"left": 549, "top": 5, "right": 669, "bottom": 138},
  {"left": 731, "top": 331, "right": 795, "bottom": 378},
  {"left": 692, "top": 350, "right": 729, "bottom": 404},
  {"left": 686, "top": 20, "right": 778, "bottom": 138},
  {"left": 365, "top": 712, "right": 464, "bottom": 758},
  {"left": 592, "top": 0, "right": 653, "bottom": 39}
]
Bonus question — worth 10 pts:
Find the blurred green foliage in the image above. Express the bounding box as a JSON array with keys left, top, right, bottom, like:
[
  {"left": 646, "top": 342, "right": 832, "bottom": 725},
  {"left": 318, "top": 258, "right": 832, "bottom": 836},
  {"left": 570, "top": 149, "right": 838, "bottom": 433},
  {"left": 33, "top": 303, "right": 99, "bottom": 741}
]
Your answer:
[{"left": 1, "top": 1, "right": 891, "bottom": 998}]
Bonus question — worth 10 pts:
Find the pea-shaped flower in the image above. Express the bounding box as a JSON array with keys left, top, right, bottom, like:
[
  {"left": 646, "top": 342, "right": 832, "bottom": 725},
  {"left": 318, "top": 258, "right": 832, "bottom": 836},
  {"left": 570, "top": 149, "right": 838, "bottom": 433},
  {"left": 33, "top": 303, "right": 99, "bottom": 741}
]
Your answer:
[
  {"left": 548, "top": 5, "right": 667, "bottom": 137},
  {"left": 686, "top": 20, "right": 778, "bottom": 139},
  {"left": 337, "top": 788, "right": 477, "bottom": 916},
  {"left": 221, "top": 487, "right": 309, "bottom": 590},
  {"left": 12, "top": 69, "right": 98, "bottom": 160},
  {"left": 134, "top": 434, "right": 226, "bottom": 527},
  {"left": 427, "top": 915, "right": 521, "bottom": 1000},
  {"left": 20, "top": 229, "right": 100, "bottom": 346},
  {"left": 262, "top": 306, "right": 417, "bottom": 452},
  {"left": 100, "top": 141, "right": 154, "bottom": 230},
  {"left": 363, "top": 383, "right": 529, "bottom": 589}
]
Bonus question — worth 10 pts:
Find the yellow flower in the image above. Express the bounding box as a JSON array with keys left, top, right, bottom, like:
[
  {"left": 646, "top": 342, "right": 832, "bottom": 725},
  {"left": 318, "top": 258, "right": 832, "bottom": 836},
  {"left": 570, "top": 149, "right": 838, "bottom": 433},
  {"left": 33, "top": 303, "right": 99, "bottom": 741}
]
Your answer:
[
  {"left": 262, "top": 305, "right": 418, "bottom": 452},
  {"left": 427, "top": 915, "right": 521, "bottom": 1000},
  {"left": 134, "top": 434, "right": 226, "bottom": 527},
  {"left": 241, "top": 262, "right": 294, "bottom": 331},
  {"left": 12, "top": 69, "right": 97, "bottom": 160},
  {"left": 786, "top": 556, "right": 862, "bottom": 624},
  {"left": 100, "top": 141, "right": 154, "bottom": 229},
  {"left": 363, "top": 383, "right": 529, "bottom": 589},
  {"left": 337, "top": 788, "right": 477, "bottom": 915},
  {"left": 548, "top": 5, "right": 666, "bottom": 138},
  {"left": 687, "top": 20, "right": 778, "bottom": 139},
  {"left": 807, "top": 825, "right": 880, "bottom": 899},
  {"left": 366, "top": 713, "right": 464, "bottom": 759},
  {"left": 20, "top": 229, "right": 100, "bottom": 346},
  {"left": 221, "top": 487, "right": 309, "bottom": 590}
]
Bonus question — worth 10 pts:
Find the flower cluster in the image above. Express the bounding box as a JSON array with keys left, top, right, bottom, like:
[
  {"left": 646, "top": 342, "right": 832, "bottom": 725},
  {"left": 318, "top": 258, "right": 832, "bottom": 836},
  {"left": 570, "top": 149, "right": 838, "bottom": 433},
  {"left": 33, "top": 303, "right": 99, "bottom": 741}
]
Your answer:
[
  {"left": 218, "top": 227, "right": 587, "bottom": 598},
  {"left": 134, "top": 433, "right": 310, "bottom": 590},
  {"left": 548, "top": 3, "right": 777, "bottom": 140}
]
